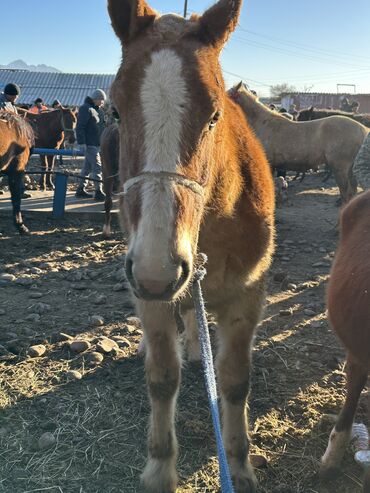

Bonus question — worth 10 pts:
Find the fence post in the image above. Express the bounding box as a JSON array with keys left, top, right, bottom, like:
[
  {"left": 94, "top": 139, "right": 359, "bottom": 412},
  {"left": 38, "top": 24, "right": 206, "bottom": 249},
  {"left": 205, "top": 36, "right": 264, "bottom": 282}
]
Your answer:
[{"left": 53, "top": 173, "right": 68, "bottom": 218}]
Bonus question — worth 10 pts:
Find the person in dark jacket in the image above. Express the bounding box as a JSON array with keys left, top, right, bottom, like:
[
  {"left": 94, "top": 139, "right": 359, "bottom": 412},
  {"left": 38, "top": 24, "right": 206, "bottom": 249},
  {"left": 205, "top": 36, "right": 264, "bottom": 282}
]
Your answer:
[
  {"left": 0, "top": 83, "right": 21, "bottom": 113},
  {"left": 75, "top": 89, "right": 107, "bottom": 201},
  {"left": 340, "top": 97, "right": 352, "bottom": 113}
]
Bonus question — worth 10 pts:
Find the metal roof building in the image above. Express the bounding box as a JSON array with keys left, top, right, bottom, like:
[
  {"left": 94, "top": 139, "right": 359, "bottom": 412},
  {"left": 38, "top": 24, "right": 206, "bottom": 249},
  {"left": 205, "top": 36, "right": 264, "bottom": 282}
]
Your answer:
[{"left": 0, "top": 69, "right": 116, "bottom": 106}]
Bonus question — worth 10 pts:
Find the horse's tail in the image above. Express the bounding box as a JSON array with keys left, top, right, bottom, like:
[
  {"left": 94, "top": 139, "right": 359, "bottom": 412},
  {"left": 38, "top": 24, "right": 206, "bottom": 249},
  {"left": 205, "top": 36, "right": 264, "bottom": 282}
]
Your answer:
[{"left": 353, "top": 133, "right": 370, "bottom": 190}]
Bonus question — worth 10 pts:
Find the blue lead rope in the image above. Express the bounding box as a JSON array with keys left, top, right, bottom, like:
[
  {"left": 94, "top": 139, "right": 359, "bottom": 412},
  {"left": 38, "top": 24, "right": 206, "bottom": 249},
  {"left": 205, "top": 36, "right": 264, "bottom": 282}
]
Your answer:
[{"left": 192, "top": 257, "right": 235, "bottom": 493}]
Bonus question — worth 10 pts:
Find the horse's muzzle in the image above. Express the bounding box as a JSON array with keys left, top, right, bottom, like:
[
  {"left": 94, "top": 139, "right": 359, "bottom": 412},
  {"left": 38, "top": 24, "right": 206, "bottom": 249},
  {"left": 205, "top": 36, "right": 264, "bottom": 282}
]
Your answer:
[{"left": 125, "top": 256, "right": 191, "bottom": 301}]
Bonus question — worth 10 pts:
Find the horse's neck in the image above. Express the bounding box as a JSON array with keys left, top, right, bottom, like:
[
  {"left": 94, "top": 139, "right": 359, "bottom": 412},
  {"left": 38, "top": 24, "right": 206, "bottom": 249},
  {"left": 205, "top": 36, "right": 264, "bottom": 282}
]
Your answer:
[
  {"left": 243, "top": 94, "right": 266, "bottom": 114},
  {"left": 49, "top": 110, "right": 64, "bottom": 133},
  {"left": 238, "top": 94, "right": 272, "bottom": 127}
]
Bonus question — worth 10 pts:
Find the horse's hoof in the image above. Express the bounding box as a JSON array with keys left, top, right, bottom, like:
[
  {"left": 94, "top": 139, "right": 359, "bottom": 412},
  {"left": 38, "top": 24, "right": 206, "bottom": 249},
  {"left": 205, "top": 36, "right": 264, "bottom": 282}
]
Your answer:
[
  {"left": 140, "top": 457, "right": 178, "bottom": 493},
  {"left": 230, "top": 461, "right": 257, "bottom": 493},
  {"left": 232, "top": 474, "right": 257, "bottom": 493},
  {"left": 319, "top": 463, "right": 338, "bottom": 482},
  {"left": 102, "top": 224, "right": 111, "bottom": 238},
  {"left": 17, "top": 224, "right": 30, "bottom": 235}
]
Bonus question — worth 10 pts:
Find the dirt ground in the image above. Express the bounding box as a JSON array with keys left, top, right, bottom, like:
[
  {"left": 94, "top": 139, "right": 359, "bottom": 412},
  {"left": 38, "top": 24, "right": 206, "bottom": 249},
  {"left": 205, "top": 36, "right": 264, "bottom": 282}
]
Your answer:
[{"left": 0, "top": 172, "right": 367, "bottom": 493}]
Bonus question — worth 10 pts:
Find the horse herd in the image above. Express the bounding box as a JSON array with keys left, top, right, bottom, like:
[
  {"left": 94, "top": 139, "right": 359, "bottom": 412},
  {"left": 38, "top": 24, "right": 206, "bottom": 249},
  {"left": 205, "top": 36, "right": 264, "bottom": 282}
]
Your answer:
[{"left": 1, "top": 0, "right": 370, "bottom": 491}]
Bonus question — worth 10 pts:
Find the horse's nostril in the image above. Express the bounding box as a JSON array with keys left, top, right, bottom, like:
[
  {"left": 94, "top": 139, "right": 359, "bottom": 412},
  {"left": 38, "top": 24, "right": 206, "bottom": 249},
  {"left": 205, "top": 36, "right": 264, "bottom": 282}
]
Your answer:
[{"left": 180, "top": 260, "right": 190, "bottom": 282}]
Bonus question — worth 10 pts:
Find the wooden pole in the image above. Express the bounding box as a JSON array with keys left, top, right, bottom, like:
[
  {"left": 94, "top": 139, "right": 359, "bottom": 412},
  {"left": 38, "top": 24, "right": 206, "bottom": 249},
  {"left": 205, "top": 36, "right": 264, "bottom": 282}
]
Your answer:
[{"left": 183, "top": 0, "right": 188, "bottom": 18}]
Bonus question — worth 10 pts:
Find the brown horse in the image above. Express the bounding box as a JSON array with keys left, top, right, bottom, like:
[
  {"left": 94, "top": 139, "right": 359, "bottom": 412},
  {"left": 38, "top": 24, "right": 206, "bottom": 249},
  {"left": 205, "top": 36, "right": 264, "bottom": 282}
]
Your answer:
[
  {"left": 108, "top": 1, "right": 275, "bottom": 492},
  {"left": 298, "top": 107, "right": 370, "bottom": 128},
  {"left": 100, "top": 123, "right": 120, "bottom": 237},
  {"left": 0, "top": 111, "right": 34, "bottom": 233},
  {"left": 231, "top": 83, "right": 369, "bottom": 203},
  {"left": 26, "top": 108, "right": 77, "bottom": 190},
  {"left": 321, "top": 190, "right": 370, "bottom": 492}
]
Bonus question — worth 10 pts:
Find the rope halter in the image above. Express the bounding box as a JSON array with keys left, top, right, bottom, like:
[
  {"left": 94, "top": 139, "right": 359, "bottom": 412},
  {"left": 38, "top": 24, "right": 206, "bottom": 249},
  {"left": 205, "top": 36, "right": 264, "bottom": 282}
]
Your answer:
[{"left": 121, "top": 171, "right": 205, "bottom": 198}]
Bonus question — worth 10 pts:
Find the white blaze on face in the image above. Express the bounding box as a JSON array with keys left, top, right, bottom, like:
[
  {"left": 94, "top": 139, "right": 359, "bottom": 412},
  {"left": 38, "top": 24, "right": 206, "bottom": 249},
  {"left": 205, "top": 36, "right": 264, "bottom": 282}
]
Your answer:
[
  {"left": 141, "top": 48, "right": 187, "bottom": 173},
  {"left": 130, "top": 49, "right": 189, "bottom": 283}
]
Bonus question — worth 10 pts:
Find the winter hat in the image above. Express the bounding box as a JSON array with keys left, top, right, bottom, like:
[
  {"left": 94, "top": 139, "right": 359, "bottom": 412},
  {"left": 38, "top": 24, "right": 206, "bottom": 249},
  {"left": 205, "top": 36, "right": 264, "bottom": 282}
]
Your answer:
[
  {"left": 90, "top": 89, "right": 107, "bottom": 101},
  {"left": 4, "top": 83, "right": 21, "bottom": 96}
]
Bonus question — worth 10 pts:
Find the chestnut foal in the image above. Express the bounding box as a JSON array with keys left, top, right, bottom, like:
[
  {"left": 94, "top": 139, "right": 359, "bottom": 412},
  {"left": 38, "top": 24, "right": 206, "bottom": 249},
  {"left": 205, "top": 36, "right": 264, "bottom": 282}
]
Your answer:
[
  {"left": 108, "top": 1, "right": 275, "bottom": 491},
  {"left": 322, "top": 190, "right": 370, "bottom": 491},
  {"left": 0, "top": 111, "right": 34, "bottom": 234}
]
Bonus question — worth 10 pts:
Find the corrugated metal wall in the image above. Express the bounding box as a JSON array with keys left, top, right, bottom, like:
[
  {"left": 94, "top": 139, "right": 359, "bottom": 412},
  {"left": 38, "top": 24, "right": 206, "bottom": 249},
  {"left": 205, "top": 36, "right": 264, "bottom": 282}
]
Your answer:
[{"left": 0, "top": 69, "right": 116, "bottom": 106}]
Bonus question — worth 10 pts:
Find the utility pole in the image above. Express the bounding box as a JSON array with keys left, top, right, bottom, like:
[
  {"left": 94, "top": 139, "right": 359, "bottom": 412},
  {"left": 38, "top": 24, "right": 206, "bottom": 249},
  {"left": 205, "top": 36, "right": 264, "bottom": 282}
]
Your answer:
[{"left": 184, "top": 0, "right": 188, "bottom": 18}]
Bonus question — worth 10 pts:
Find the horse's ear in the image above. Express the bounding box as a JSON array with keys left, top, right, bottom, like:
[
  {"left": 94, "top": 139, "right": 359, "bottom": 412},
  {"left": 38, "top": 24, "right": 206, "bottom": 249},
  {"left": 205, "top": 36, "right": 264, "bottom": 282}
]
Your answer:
[
  {"left": 235, "top": 81, "right": 243, "bottom": 91},
  {"left": 108, "top": 0, "right": 157, "bottom": 46},
  {"left": 198, "top": 0, "right": 242, "bottom": 50}
]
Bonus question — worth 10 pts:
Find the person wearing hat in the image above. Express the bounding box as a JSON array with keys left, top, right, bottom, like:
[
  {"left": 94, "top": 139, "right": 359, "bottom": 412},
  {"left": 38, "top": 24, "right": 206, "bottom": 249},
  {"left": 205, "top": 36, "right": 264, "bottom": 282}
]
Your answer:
[
  {"left": 75, "top": 88, "right": 107, "bottom": 201},
  {"left": 52, "top": 99, "right": 62, "bottom": 109},
  {"left": 29, "top": 97, "right": 48, "bottom": 114},
  {"left": 0, "top": 83, "right": 21, "bottom": 114},
  {"left": 340, "top": 97, "right": 352, "bottom": 113}
]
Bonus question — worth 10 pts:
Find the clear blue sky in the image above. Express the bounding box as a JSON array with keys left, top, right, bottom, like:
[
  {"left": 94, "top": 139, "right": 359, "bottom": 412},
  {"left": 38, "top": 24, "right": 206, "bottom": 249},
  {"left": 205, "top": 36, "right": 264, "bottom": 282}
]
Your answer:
[{"left": 1, "top": 0, "right": 370, "bottom": 96}]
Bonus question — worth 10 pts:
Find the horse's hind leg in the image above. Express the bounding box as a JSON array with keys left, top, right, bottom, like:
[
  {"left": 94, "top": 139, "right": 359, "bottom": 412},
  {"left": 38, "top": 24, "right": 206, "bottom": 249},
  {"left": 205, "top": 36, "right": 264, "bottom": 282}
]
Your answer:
[
  {"left": 321, "top": 355, "right": 368, "bottom": 479},
  {"left": 349, "top": 168, "right": 358, "bottom": 195},
  {"left": 331, "top": 165, "right": 354, "bottom": 204},
  {"left": 39, "top": 155, "right": 47, "bottom": 190},
  {"left": 102, "top": 176, "right": 114, "bottom": 238},
  {"left": 322, "top": 164, "right": 332, "bottom": 182},
  {"left": 46, "top": 156, "right": 55, "bottom": 190},
  {"left": 213, "top": 279, "right": 266, "bottom": 493},
  {"left": 8, "top": 170, "right": 29, "bottom": 235},
  {"left": 138, "top": 301, "right": 180, "bottom": 493}
]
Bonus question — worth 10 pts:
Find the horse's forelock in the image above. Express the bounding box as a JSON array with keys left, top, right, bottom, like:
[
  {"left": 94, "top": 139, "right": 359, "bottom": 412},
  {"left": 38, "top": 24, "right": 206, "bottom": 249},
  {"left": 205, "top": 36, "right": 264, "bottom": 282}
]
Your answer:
[{"left": 154, "top": 14, "right": 187, "bottom": 35}]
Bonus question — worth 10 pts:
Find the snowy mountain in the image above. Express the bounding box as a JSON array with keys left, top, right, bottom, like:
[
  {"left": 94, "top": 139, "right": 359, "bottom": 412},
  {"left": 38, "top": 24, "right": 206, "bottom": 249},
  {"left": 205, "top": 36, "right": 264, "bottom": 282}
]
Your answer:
[{"left": 0, "top": 59, "right": 61, "bottom": 73}]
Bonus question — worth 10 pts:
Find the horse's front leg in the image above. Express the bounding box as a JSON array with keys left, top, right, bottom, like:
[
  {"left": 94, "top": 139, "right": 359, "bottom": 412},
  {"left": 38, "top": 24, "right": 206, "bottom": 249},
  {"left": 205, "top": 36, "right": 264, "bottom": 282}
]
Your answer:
[
  {"left": 8, "top": 170, "right": 29, "bottom": 235},
  {"left": 214, "top": 279, "right": 266, "bottom": 493},
  {"left": 137, "top": 301, "right": 181, "bottom": 493}
]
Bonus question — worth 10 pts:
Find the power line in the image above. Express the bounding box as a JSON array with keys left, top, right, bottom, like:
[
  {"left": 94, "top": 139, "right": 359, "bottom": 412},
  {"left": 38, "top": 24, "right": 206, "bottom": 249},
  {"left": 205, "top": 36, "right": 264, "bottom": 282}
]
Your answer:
[
  {"left": 222, "top": 69, "right": 271, "bottom": 88},
  {"left": 263, "top": 68, "right": 370, "bottom": 83},
  {"left": 233, "top": 35, "right": 370, "bottom": 69},
  {"left": 238, "top": 27, "right": 370, "bottom": 64},
  {"left": 264, "top": 69, "right": 370, "bottom": 85}
]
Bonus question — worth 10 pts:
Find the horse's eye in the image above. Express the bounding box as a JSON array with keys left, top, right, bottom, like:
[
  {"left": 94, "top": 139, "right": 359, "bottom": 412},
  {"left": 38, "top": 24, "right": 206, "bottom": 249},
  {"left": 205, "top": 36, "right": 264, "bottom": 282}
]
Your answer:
[{"left": 209, "top": 111, "right": 221, "bottom": 130}]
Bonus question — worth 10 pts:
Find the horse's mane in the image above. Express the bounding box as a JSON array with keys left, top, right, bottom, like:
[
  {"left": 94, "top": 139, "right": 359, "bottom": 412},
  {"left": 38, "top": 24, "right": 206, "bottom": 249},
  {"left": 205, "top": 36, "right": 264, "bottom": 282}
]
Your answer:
[
  {"left": 229, "top": 83, "right": 291, "bottom": 122},
  {"left": 0, "top": 110, "right": 34, "bottom": 147}
]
